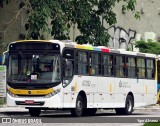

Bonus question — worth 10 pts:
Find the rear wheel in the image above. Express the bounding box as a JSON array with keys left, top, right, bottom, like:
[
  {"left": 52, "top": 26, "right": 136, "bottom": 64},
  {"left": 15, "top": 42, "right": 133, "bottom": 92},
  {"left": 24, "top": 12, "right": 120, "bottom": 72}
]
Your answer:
[
  {"left": 115, "top": 95, "right": 134, "bottom": 115},
  {"left": 71, "top": 95, "right": 84, "bottom": 117},
  {"left": 29, "top": 108, "right": 41, "bottom": 117}
]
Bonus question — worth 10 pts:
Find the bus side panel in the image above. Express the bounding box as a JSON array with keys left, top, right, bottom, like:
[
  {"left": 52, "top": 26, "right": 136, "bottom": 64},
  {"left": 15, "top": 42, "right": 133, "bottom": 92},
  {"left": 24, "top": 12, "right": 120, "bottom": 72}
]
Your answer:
[
  {"left": 143, "top": 79, "right": 157, "bottom": 106},
  {"left": 131, "top": 79, "right": 144, "bottom": 107},
  {"left": 63, "top": 75, "right": 98, "bottom": 108},
  {"left": 97, "top": 77, "right": 114, "bottom": 108},
  {"left": 63, "top": 76, "right": 77, "bottom": 108},
  {"left": 114, "top": 78, "right": 131, "bottom": 108},
  {"left": 78, "top": 76, "right": 98, "bottom": 108}
]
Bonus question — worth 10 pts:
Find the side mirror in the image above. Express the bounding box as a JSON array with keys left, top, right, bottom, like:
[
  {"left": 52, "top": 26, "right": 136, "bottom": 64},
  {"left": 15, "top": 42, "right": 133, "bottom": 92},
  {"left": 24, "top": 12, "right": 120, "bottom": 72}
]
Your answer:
[{"left": 2, "top": 51, "right": 8, "bottom": 65}]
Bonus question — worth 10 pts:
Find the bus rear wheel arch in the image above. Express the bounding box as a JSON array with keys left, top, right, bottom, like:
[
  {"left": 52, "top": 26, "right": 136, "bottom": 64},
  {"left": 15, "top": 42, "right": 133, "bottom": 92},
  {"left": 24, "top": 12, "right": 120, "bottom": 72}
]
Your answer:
[
  {"left": 115, "top": 95, "right": 134, "bottom": 115},
  {"left": 71, "top": 91, "right": 87, "bottom": 117}
]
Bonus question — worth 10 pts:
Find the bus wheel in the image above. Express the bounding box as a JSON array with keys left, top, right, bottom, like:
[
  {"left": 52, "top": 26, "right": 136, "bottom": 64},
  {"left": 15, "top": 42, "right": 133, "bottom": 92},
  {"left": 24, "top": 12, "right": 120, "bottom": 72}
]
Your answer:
[
  {"left": 29, "top": 108, "right": 41, "bottom": 117},
  {"left": 71, "top": 95, "right": 84, "bottom": 117},
  {"left": 115, "top": 95, "right": 134, "bottom": 115}
]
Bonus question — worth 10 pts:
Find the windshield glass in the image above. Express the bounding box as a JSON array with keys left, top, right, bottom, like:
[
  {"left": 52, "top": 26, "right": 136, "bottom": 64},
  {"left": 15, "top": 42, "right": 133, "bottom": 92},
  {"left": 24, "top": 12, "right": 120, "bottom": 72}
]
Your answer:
[{"left": 8, "top": 54, "right": 61, "bottom": 83}]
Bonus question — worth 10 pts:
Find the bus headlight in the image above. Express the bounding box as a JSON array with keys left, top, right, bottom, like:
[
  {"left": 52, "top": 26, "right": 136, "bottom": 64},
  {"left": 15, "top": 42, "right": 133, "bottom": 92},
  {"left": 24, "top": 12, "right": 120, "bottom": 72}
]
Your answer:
[
  {"left": 7, "top": 89, "right": 18, "bottom": 98},
  {"left": 45, "top": 88, "right": 61, "bottom": 98}
]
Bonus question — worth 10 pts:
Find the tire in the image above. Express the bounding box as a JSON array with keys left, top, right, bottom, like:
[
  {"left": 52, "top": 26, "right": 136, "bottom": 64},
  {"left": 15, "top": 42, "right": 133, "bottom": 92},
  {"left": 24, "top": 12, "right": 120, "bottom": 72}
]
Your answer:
[
  {"left": 29, "top": 108, "right": 41, "bottom": 117},
  {"left": 71, "top": 95, "right": 84, "bottom": 117},
  {"left": 83, "top": 108, "right": 97, "bottom": 116},
  {"left": 115, "top": 95, "right": 134, "bottom": 115}
]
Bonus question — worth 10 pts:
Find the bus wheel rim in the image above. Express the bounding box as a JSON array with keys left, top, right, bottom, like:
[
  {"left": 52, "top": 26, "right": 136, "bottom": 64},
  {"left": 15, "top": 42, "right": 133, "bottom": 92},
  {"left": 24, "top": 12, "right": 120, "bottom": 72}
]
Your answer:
[
  {"left": 127, "top": 99, "right": 132, "bottom": 112},
  {"left": 77, "top": 100, "right": 82, "bottom": 112}
]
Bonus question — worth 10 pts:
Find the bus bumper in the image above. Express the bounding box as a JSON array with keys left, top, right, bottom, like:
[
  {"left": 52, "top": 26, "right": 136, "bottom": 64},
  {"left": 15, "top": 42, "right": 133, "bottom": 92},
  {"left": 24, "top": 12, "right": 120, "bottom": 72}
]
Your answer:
[{"left": 7, "top": 93, "right": 62, "bottom": 108}]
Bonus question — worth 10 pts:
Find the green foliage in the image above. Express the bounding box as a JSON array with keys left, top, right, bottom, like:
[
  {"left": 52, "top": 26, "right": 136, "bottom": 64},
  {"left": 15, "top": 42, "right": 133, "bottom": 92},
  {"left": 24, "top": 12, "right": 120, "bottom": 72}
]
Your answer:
[
  {"left": 144, "top": 122, "right": 160, "bottom": 126},
  {"left": 0, "top": 0, "right": 139, "bottom": 46},
  {"left": 135, "top": 39, "right": 160, "bottom": 55}
]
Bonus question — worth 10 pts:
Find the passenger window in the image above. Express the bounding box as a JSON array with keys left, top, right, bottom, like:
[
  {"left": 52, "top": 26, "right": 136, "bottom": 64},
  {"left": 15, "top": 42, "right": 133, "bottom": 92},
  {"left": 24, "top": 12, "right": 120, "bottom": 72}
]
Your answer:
[
  {"left": 103, "top": 54, "right": 114, "bottom": 76},
  {"left": 137, "top": 58, "right": 146, "bottom": 78},
  {"left": 77, "top": 51, "right": 88, "bottom": 74},
  {"left": 147, "top": 59, "right": 155, "bottom": 79},
  {"left": 90, "top": 53, "right": 101, "bottom": 75},
  {"left": 115, "top": 56, "right": 125, "bottom": 77},
  {"left": 128, "top": 57, "right": 136, "bottom": 78}
]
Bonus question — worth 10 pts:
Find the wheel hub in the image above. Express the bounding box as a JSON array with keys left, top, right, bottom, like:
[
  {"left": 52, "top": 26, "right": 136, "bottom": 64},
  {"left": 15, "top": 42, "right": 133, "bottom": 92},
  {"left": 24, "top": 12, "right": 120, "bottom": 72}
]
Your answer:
[
  {"left": 77, "top": 101, "right": 82, "bottom": 112},
  {"left": 127, "top": 99, "right": 132, "bottom": 112}
]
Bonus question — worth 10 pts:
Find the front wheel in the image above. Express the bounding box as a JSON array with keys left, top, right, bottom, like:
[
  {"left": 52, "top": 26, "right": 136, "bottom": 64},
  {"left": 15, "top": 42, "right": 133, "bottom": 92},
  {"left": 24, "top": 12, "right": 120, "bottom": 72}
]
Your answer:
[
  {"left": 115, "top": 95, "right": 134, "bottom": 115},
  {"left": 29, "top": 108, "right": 41, "bottom": 117},
  {"left": 71, "top": 95, "right": 84, "bottom": 117}
]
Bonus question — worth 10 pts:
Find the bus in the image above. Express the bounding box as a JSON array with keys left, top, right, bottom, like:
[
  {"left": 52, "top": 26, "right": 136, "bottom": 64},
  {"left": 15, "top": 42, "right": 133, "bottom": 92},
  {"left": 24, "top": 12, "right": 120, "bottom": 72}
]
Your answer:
[
  {"left": 4, "top": 40, "right": 157, "bottom": 117},
  {"left": 157, "top": 55, "right": 160, "bottom": 103}
]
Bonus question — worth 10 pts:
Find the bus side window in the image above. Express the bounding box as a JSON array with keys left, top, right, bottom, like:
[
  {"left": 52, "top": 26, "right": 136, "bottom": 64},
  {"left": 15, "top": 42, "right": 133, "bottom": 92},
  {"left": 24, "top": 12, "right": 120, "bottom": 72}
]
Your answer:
[
  {"left": 128, "top": 57, "right": 136, "bottom": 78},
  {"left": 116, "top": 55, "right": 125, "bottom": 77},
  {"left": 137, "top": 58, "right": 146, "bottom": 78},
  {"left": 103, "top": 54, "right": 113, "bottom": 76},
  {"left": 147, "top": 59, "right": 155, "bottom": 79},
  {"left": 90, "top": 53, "right": 101, "bottom": 76},
  {"left": 77, "top": 51, "right": 88, "bottom": 75}
]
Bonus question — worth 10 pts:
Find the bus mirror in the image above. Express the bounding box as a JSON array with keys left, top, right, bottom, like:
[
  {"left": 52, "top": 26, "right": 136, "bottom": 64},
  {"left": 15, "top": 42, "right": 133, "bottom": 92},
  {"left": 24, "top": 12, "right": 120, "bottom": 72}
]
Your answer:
[{"left": 2, "top": 51, "right": 8, "bottom": 65}]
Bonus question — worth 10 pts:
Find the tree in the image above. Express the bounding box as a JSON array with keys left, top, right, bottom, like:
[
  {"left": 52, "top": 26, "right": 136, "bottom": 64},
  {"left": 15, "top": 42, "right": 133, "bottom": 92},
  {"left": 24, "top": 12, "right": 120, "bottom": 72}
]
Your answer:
[
  {"left": 135, "top": 39, "right": 160, "bottom": 55},
  {"left": 0, "top": 0, "right": 140, "bottom": 46}
]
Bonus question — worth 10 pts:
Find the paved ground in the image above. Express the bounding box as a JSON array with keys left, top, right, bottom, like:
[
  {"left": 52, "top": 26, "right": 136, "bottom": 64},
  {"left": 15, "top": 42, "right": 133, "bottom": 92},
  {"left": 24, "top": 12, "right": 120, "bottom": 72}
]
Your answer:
[
  {"left": 0, "top": 104, "right": 159, "bottom": 126},
  {"left": 0, "top": 104, "right": 159, "bottom": 113}
]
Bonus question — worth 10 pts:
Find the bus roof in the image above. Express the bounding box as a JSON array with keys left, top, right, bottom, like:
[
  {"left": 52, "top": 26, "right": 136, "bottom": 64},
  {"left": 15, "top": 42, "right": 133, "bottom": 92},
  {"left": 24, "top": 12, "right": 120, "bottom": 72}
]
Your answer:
[{"left": 11, "top": 40, "right": 157, "bottom": 58}]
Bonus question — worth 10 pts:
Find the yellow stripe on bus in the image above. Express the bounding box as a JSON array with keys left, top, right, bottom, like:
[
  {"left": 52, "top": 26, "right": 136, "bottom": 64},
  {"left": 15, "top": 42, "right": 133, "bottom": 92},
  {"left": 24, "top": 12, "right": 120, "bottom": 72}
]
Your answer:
[
  {"left": 9, "top": 88, "right": 54, "bottom": 95},
  {"left": 110, "top": 84, "right": 112, "bottom": 94},
  {"left": 146, "top": 85, "right": 148, "bottom": 94},
  {"left": 74, "top": 82, "right": 78, "bottom": 92},
  {"left": 76, "top": 44, "right": 85, "bottom": 49}
]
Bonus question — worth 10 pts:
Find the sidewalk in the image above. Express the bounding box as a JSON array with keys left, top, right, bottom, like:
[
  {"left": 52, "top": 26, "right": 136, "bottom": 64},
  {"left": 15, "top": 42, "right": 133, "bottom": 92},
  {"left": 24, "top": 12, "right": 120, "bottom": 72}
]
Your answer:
[
  {"left": 0, "top": 104, "right": 27, "bottom": 112},
  {"left": 134, "top": 104, "right": 160, "bottom": 112}
]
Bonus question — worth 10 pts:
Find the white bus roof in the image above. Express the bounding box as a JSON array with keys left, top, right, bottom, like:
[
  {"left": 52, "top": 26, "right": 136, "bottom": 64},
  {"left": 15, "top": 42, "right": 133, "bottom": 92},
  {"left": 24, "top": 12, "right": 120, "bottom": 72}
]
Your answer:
[{"left": 10, "top": 40, "right": 157, "bottom": 58}]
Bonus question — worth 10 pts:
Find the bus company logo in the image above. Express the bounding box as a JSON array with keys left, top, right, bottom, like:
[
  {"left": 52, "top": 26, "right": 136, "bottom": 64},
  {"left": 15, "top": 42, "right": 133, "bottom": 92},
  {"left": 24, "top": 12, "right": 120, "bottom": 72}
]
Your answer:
[
  {"left": 28, "top": 91, "right": 31, "bottom": 94},
  {"left": 119, "top": 81, "right": 122, "bottom": 87},
  {"left": 119, "top": 81, "right": 130, "bottom": 88}
]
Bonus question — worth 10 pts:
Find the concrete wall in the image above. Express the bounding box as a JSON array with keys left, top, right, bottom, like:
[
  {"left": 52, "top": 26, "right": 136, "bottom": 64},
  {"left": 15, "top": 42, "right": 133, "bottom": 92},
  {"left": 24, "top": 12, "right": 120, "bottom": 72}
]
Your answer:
[
  {"left": 0, "top": 0, "right": 160, "bottom": 53},
  {"left": 104, "top": 0, "right": 160, "bottom": 49}
]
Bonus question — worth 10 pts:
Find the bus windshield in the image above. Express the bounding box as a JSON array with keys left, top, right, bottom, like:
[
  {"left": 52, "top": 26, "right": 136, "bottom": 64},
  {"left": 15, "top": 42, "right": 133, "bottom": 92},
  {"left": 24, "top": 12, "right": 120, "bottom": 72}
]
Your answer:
[{"left": 8, "top": 54, "right": 61, "bottom": 84}]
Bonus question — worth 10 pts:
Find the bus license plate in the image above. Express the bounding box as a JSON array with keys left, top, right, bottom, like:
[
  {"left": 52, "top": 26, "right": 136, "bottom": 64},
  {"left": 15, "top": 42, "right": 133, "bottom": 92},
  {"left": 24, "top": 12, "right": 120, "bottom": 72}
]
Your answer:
[{"left": 25, "top": 100, "right": 34, "bottom": 104}]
